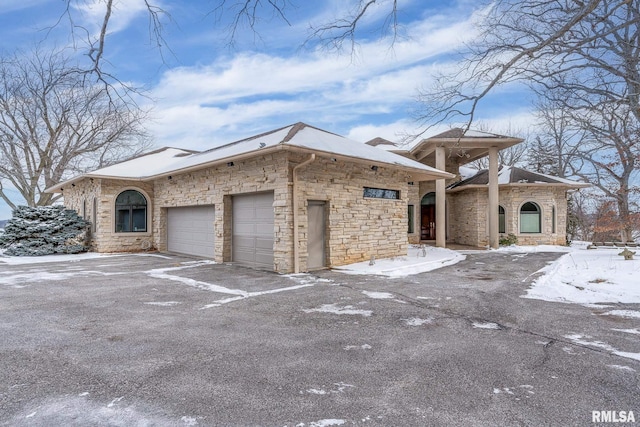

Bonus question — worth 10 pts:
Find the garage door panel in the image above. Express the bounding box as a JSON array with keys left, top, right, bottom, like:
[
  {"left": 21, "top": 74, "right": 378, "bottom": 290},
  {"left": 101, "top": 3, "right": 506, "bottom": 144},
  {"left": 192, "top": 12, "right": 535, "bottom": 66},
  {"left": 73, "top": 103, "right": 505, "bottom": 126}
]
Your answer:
[
  {"left": 255, "top": 238, "right": 274, "bottom": 250},
  {"left": 232, "top": 192, "right": 274, "bottom": 270},
  {"left": 254, "top": 252, "right": 274, "bottom": 266},
  {"left": 167, "top": 206, "right": 215, "bottom": 258}
]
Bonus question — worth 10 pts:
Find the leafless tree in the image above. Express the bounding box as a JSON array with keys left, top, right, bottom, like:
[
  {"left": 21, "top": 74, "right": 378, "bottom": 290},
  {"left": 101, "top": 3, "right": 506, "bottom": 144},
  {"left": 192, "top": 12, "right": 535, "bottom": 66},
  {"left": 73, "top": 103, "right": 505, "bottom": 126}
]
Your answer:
[
  {"left": 410, "top": 0, "right": 639, "bottom": 241},
  {"left": 415, "top": 0, "right": 640, "bottom": 130},
  {"left": 573, "top": 104, "right": 639, "bottom": 242},
  {"left": 532, "top": 83, "right": 640, "bottom": 242},
  {"left": 466, "top": 123, "right": 530, "bottom": 169},
  {"left": 0, "top": 48, "right": 150, "bottom": 210},
  {"left": 57, "top": 0, "right": 404, "bottom": 77},
  {"left": 306, "top": 0, "right": 399, "bottom": 53},
  {"left": 527, "top": 98, "right": 585, "bottom": 178}
]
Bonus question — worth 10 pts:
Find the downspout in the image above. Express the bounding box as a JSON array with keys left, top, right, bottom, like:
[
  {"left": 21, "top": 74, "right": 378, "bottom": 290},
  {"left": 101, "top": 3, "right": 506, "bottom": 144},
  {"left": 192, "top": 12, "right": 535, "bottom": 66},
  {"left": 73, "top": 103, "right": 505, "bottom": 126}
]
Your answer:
[{"left": 292, "top": 154, "right": 316, "bottom": 273}]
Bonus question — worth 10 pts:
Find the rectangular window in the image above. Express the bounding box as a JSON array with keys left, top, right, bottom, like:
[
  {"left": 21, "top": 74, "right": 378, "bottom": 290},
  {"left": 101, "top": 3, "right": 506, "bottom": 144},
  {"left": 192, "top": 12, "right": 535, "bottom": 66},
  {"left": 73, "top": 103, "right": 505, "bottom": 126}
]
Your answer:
[
  {"left": 552, "top": 206, "right": 556, "bottom": 234},
  {"left": 408, "top": 205, "right": 415, "bottom": 233},
  {"left": 132, "top": 208, "right": 146, "bottom": 231},
  {"left": 520, "top": 214, "right": 541, "bottom": 233},
  {"left": 116, "top": 209, "right": 130, "bottom": 232},
  {"left": 363, "top": 187, "right": 400, "bottom": 200}
]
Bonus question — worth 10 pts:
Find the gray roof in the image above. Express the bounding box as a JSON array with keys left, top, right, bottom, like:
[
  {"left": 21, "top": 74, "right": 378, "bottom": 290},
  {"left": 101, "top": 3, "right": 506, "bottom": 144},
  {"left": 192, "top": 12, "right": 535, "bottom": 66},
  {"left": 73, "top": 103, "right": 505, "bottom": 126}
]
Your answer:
[{"left": 448, "top": 166, "right": 590, "bottom": 190}]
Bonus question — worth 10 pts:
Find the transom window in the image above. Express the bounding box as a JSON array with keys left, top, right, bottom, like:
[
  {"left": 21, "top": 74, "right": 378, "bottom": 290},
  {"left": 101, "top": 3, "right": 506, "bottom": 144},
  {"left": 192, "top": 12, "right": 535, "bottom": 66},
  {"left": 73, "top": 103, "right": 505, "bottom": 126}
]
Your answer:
[
  {"left": 115, "top": 190, "right": 147, "bottom": 232},
  {"left": 520, "top": 202, "right": 541, "bottom": 233},
  {"left": 363, "top": 187, "right": 400, "bottom": 200}
]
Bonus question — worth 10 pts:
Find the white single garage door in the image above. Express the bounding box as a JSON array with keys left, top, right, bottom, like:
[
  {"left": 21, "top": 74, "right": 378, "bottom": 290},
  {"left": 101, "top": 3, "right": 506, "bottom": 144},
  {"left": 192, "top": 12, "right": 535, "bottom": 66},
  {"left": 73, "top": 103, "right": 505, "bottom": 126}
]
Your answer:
[
  {"left": 167, "top": 206, "right": 215, "bottom": 258},
  {"left": 232, "top": 192, "right": 274, "bottom": 269}
]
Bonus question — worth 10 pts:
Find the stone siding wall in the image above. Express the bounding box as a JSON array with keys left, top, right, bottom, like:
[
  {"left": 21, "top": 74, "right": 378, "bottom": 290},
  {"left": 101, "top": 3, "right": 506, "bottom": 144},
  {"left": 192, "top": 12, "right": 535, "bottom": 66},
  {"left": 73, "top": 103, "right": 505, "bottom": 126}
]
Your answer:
[
  {"left": 500, "top": 186, "right": 568, "bottom": 246},
  {"left": 448, "top": 189, "right": 484, "bottom": 246},
  {"left": 60, "top": 178, "right": 102, "bottom": 250},
  {"left": 448, "top": 186, "right": 569, "bottom": 246},
  {"left": 152, "top": 152, "right": 291, "bottom": 271},
  {"left": 295, "top": 154, "right": 410, "bottom": 271},
  {"left": 61, "top": 178, "right": 156, "bottom": 252},
  {"left": 59, "top": 151, "right": 444, "bottom": 272},
  {"left": 95, "top": 180, "right": 155, "bottom": 252}
]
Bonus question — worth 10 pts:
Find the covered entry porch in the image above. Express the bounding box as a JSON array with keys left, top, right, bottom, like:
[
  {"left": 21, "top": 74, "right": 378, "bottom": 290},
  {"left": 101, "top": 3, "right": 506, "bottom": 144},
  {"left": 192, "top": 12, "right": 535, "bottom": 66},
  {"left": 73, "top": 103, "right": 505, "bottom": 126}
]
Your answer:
[{"left": 410, "top": 129, "right": 523, "bottom": 249}]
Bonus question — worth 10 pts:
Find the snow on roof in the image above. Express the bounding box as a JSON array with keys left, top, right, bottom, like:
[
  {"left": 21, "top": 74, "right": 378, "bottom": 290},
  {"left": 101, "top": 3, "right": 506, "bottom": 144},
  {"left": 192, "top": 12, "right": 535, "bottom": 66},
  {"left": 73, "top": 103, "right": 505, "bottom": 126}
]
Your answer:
[
  {"left": 146, "top": 123, "right": 448, "bottom": 177},
  {"left": 448, "top": 165, "right": 590, "bottom": 190},
  {"left": 428, "top": 128, "right": 514, "bottom": 139},
  {"left": 46, "top": 123, "right": 451, "bottom": 192},
  {"left": 459, "top": 166, "right": 480, "bottom": 180},
  {"left": 49, "top": 123, "right": 451, "bottom": 191},
  {"left": 87, "top": 147, "right": 196, "bottom": 178},
  {"left": 282, "top": 124, "right": 436, "bottom": 171}
]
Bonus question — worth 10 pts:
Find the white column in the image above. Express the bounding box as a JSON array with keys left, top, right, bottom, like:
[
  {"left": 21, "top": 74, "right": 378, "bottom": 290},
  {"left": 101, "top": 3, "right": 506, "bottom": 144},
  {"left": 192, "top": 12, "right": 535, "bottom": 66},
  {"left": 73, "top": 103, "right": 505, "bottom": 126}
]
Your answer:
[
  {"left": 488, "top": 147, "right": 499, "bottom": 249},
  {"left": 435, "top": 146, "right": 446, "bottom": 248}
]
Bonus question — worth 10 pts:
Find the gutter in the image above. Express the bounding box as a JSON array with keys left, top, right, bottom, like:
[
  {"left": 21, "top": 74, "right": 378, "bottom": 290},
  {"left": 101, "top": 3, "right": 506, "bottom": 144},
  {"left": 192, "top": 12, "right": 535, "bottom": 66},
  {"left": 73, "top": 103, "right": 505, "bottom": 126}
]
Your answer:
[{"left": 292, "top": 154, "right": 316, "bottom": 274}]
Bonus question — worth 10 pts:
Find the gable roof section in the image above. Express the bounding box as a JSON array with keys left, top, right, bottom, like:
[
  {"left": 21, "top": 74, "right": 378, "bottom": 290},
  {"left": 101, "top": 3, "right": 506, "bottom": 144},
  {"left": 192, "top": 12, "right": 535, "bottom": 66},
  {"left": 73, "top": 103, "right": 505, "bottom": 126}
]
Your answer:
[
  {"left": 365, "top": 137, "right": 397, "bottom": 147},
  {"left": 410, "top": 128, "right": 524, "bottom": 166},
  {"left": 447, "top": 166, "right": 590, "bottom": 192},
  {"left": 46, "top": 122, "right": 453, "bottom": 192}
]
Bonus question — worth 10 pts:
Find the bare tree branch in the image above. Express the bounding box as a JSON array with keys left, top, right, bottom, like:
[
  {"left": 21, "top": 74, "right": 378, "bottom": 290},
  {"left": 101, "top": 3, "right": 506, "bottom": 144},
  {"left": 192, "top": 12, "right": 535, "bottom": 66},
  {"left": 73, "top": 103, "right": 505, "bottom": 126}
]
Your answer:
[
  {"left": 0, "top": 47, "right": 151, "bottom": 208},
  {"left": 305, "top": 0, "right": 399, "bottom": 54},
  {"left": 415, "top": 0, "right": 640, "bottom": 131}
]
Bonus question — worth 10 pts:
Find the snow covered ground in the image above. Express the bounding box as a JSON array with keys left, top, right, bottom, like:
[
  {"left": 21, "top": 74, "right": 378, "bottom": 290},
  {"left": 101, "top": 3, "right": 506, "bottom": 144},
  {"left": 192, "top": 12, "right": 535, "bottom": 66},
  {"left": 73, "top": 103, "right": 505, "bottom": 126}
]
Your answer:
[
  {"left": 1, "top": 241, "right": 638, "bottom": 305},
  {"left": 332, "top": 245, "right": 466, "bottom": 277},
  {"left": 522, "top": 244, "right": 640, "bottom": 305}
]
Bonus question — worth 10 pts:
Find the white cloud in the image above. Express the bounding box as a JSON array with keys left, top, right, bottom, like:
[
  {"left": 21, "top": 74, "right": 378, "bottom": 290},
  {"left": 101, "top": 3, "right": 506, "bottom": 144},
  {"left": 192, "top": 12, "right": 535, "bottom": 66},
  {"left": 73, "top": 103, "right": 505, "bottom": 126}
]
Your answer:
[
  {"left": 71, "top": 0, "right": 151, "bottom": 36},
  {"left": 148, "top": 9, "right": 482, "bottom": 150},
  {"left": 1, "top": 0, "right": 48, "bottom": 14}
]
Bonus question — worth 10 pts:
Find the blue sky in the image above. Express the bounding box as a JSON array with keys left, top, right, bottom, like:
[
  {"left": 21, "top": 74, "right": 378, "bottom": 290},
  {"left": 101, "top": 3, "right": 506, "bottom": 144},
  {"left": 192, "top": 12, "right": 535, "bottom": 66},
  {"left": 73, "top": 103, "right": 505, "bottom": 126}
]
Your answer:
[{"left": 0, "top": 0, "right": 534, "bottom": 219}]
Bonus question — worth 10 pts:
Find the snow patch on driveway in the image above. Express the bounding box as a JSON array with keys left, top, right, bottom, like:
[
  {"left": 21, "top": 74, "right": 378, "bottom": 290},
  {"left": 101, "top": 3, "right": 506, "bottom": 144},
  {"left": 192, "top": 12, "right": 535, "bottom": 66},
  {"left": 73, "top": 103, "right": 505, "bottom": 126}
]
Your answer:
[
  {"left": 361, "top": 291, "right": 394, "bottom": 299},
  {"left": 403, "top": 317, "right": 433, "bottom": 326},
  {"left": 565, "top": 334, "right": 640, "bottom": 362},
  {"left": 472, "top": 321, "right": 501, "bottom": 330},
  {"left": 601, "top": 310, "right": 640, "bottom": 319},
  {"left": 302, "top": 304, "right": 372, "bottom": 317}
]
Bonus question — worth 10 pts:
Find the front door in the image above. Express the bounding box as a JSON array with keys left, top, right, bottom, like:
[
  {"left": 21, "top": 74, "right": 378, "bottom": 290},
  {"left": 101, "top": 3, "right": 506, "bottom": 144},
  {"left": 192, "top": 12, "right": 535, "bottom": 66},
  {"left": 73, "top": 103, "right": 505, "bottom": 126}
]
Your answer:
[
  {"left": 307, "top": 201, "right": 326, "bottom": 270},
  {"left": 421, "top": 205, "right": 436, "bottom": 240}
]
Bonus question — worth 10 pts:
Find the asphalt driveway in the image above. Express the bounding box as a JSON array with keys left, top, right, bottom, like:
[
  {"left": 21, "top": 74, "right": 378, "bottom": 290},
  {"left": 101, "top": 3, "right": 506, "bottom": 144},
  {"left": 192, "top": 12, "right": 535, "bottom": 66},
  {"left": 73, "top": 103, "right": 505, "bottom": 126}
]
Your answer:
[{"left": 0, "top": 251, "right": 638, "bottom": 426}]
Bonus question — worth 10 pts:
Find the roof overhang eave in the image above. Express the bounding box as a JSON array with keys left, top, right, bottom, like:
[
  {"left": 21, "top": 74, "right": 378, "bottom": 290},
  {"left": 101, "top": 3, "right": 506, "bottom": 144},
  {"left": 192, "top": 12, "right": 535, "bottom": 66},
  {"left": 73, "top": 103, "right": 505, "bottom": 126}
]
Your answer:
[
  {"left": 45, "top": 174, "right": 149, "bottom": 193},
  {"left": 46, "top": 143, "right": 455, "bottom": 192},
  {"left": 447, "top": 182, "right": 591, "bottom": 193},
  {"left": 281, "top": 145, "right": 454, "bottom": 180}
]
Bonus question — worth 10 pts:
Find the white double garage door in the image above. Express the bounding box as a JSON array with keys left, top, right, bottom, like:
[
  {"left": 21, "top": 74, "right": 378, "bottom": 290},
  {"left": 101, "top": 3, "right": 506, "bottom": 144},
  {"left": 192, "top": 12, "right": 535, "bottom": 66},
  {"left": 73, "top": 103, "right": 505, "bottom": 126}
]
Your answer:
[{"left": 166, "top": 192, "right": 274, "bottom": 269}]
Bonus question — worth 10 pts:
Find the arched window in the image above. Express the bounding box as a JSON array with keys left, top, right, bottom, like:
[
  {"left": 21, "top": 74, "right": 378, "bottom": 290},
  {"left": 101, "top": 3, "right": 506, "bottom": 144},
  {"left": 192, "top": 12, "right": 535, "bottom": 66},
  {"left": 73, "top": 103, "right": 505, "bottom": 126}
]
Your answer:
[
  {"left": 520, "top": 202, "right": 541, "bottom": 233},
  {"left": 498, "top": 205, "right": 506, "bottom": 234},
  {"left": 421, "top": 192, "right": 436, "bottom": 206},
  {"left": 552, "top": 205, "right": 556, "bottom": 234},
  {"left": 115, "top": 190, "right": 147, "bottom": 232}
]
